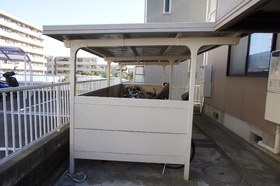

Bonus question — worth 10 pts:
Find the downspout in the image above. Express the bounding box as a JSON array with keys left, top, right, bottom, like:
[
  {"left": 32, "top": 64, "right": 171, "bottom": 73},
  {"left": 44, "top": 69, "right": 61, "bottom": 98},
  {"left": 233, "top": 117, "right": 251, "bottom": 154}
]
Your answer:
[{"left": 258, "top": 125, "right": 280, "bottom": 154}]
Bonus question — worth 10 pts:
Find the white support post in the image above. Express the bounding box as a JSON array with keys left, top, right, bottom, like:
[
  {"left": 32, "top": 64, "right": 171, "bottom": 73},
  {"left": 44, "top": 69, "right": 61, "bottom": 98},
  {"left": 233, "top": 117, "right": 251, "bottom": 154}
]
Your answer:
[
  {"left": 162, "top": 65, "right": 166, "bottom": 84},
  {"left": 119, "top": 64, "right": 123, "bottom": 84},
  {"left": 69, "top": 45, "right": 79, "bottom": 174},
  {"left": 183, "top": 44, "right": 200, "bottom": 180},
  {"left": 169, "top": 61, "right": 174, "bottom": 100},
  {"left": 107, "top": 61, "right": 111, "bottom": 87}
]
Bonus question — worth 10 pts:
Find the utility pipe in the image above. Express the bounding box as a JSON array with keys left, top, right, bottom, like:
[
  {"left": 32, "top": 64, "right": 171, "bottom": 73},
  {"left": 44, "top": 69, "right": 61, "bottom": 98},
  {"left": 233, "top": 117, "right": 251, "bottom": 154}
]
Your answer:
[{"left": 258, "top": 125, "right": 280, "bottom": 154}]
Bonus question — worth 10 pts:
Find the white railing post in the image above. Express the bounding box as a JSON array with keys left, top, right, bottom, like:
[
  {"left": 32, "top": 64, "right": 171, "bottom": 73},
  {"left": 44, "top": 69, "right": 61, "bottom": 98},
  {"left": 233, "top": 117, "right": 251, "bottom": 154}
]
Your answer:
[
  {"left": 10, "top": 93, "right": 16, "bottom": 152},
  {"left": 28, "top": 89, "right": 33, "bottom": 142},
  {"left": 38, "top": 89, "right": 42, "bottom": 138},
  {"left": 23, "top": 90, "right": 28, "bottom": 145},
  {"left": 46, "top": 87, "right": 50, "bottom": 133},
  {"left": 50, "top": 87, "right": 54, "bottom": 130},
  {"left": 17, "top": 91, "right": 22, "bottom": 148},
  {"left": 42, "top": 88, "right": 46, "bottom": 135},
  {"left": 3, "top": 92, "right": 9, "bottom": 157},
  {"left": 33, "top": 89, "right": 38, "bottom": 140},
  {"left": 56, "top": 85, "right": 61, "bottom": 127},
  {"left": 61, "top": 85, "right": 65, "bottom": 124}
]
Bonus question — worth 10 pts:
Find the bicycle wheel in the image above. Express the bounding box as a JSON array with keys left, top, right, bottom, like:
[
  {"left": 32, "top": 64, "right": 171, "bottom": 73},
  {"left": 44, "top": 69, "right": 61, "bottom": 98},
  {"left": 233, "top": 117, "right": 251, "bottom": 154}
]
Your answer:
[{"left": 166, "top": 139, "right": 195, "bottom": 169}]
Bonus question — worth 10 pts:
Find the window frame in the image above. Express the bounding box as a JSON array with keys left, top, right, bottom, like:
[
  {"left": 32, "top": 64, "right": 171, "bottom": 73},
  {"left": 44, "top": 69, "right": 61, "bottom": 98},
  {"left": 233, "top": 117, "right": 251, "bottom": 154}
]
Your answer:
[
  {"left": 163, "top": 0, "right": 171, "bottom": 14},
  {"left": 227, "top": 33, "right": 277, "bottom": 77}
]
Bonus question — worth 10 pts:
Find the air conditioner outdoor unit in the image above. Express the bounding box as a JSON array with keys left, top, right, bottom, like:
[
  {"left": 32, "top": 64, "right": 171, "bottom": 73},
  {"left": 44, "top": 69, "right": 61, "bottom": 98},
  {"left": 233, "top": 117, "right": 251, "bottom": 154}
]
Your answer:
[{"left": 265, "top": 50, "right": 280, "bottom": 124}]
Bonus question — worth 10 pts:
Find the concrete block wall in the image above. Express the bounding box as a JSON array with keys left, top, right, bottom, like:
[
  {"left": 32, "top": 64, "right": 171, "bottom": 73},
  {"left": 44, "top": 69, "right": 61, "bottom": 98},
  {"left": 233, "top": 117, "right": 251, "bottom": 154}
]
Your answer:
[
  {"left": 0, "top": 124, "right": 69, "bottom": 186},
  {"left": 204, "top": 103, "right": 275, "bottom": 148}
]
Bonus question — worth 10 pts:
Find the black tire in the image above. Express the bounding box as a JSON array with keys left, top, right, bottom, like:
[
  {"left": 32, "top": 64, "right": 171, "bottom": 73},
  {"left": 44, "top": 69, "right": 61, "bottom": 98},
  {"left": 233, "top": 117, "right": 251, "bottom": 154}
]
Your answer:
[{"left": 166, "top": 139, "right": 195, "bottom": 169}]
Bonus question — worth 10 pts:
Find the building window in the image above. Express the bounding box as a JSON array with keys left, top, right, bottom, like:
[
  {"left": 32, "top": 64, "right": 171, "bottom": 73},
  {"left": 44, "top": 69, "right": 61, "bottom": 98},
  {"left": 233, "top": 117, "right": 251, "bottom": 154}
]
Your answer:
[
  {"left": 227, "top": 33, "right": 277, "bottom": 77},
  {"left": 163, "top": 0, "right": 171, "bottom": 14}
]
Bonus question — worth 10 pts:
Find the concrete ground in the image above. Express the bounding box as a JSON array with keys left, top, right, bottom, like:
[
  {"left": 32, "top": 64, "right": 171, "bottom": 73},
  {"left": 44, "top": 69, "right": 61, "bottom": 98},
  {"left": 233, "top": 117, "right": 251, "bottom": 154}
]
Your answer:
[{"left": 46, "top": 115, "right": 280, "bottom": 186}]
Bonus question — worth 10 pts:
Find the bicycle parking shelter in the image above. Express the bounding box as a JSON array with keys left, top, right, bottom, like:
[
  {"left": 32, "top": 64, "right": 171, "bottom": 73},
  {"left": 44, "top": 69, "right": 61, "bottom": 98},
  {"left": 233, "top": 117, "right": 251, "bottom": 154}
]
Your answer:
[{"left": 43, "top": 22, "right": 240, "bottom": 180}]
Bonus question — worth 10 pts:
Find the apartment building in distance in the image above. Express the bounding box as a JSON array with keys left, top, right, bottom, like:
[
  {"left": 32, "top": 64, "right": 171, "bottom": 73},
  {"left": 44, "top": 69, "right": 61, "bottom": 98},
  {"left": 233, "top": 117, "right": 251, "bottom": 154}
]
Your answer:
[
  {"left": 46, "top": 56, "right": 106, "bottom": 76},
  {"left": 0, "top": 10, "right": 46, "bottom": 75}
]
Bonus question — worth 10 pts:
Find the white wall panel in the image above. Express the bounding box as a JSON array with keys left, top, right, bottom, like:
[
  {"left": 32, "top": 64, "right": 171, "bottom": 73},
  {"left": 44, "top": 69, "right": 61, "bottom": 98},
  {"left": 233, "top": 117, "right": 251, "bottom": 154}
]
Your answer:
[
  {"left": 75, "top": 97, "right": 189, "bottom": 133},
  {"left": 73, "top": 96, "right": 190, "bottom": 164},
  {"left": 74, "top": 130, "right": 187, "bottom": 157}
]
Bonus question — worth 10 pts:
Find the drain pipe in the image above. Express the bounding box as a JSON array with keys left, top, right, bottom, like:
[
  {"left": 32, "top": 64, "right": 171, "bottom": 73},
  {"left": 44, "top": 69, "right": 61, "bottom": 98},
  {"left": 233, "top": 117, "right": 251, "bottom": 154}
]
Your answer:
[{"left": 258, "top": 125, "right": 280, "bottom": 154}]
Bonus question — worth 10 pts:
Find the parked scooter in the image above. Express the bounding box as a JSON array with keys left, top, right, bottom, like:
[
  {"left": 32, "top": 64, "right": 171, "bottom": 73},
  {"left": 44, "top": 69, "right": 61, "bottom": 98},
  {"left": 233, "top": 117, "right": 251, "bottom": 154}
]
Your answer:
[
  {"left": 0, "top": 80, "right": 9, "bottom": 88},
  {"left": 3, "top": 71, "right": 19, "bottom": 87},
  {"left": 0, "top": 70, "right": 19, "bottom": 99}
]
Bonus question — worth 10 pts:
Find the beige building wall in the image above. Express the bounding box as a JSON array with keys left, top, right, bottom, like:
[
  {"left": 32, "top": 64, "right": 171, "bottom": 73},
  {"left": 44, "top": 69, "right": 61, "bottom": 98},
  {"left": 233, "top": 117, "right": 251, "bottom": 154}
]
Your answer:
[
  {"left": 204, "top": 37, "right": 279, "bottom": 147},
  {"left": 145, "top": 0, "right": 207, "bottom": 23},
  {"left": 145, "top": 0, "right": 207, "bottom": 99}
]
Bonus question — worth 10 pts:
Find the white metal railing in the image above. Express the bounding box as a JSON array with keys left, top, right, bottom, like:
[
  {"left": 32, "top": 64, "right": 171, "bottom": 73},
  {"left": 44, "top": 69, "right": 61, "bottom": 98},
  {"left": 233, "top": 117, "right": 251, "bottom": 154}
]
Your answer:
[
  {"left": 77, "top": 78, "right": 120, "bottom": 94},
  {"left": 0, "top": 78, "right": 120, "bottom": 162},
  {"left": 186, "top": 85, "right": 202, "bottom": 112},
  {"left": 0, "top": 83, "right": 70, "bottom": 161},
  {"left": 194, "top": 85, "right": 201, "bottom": 104},
  {"left": 186, "top": 85, "right": 202, "bottom": 103},
  {"left": 14, "top": 74, "right": 61, "bottom": 84},
  {"left": 0, "top": 74, "right": 61, "bottom": 85}
]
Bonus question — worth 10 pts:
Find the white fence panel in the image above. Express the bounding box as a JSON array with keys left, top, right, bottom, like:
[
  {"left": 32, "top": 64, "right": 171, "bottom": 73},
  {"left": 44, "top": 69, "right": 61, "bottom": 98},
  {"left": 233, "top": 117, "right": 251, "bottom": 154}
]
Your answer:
[{"left": 74, "top": 96, "right": 190, "bottom": 165}]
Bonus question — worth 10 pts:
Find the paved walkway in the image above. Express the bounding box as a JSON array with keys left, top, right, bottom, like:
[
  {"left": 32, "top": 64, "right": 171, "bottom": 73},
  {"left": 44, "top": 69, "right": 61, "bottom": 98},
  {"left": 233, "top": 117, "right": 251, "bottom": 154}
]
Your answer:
[
  {"left": 46, "top": 115, "right": 280, "bottom": 186},
  {"left": 194, "top": 115, "right": 280, "bottom": 186}
]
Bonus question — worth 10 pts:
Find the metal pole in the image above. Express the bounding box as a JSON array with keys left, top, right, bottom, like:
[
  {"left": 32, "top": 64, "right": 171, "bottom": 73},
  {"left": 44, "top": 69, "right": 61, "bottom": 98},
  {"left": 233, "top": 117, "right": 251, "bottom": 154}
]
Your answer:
[
  {"left": 119, "top": 65, "right": 123, "bottom": 84},
  {"left": 162, "top": 65, "right": 166, "bottom": 84},
  {"left": 169, "top": 61, "right": 174, "bottom": 99},
  {"left": 69, "top": 46, "right": 78, "bottom": 174},
  {"left": 183, "top": 45, "right": 199, "bottom": 180},
  {"left": 107, "top": 61, "right": 111, "bottom": 87}
]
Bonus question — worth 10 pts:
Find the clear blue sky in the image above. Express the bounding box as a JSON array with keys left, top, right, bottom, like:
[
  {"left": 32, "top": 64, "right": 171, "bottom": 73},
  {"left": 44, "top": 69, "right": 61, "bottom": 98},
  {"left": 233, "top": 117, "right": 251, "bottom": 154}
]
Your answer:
[{"left": 1, "top": 0, "right": 145, "bottom": 56}]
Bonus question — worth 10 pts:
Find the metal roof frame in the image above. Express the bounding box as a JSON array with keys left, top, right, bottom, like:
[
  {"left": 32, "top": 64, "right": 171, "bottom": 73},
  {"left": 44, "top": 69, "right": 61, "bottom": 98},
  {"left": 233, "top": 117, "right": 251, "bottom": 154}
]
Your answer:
[{"left": 43, "top": 22, "right": 240, "bottom": 65}]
